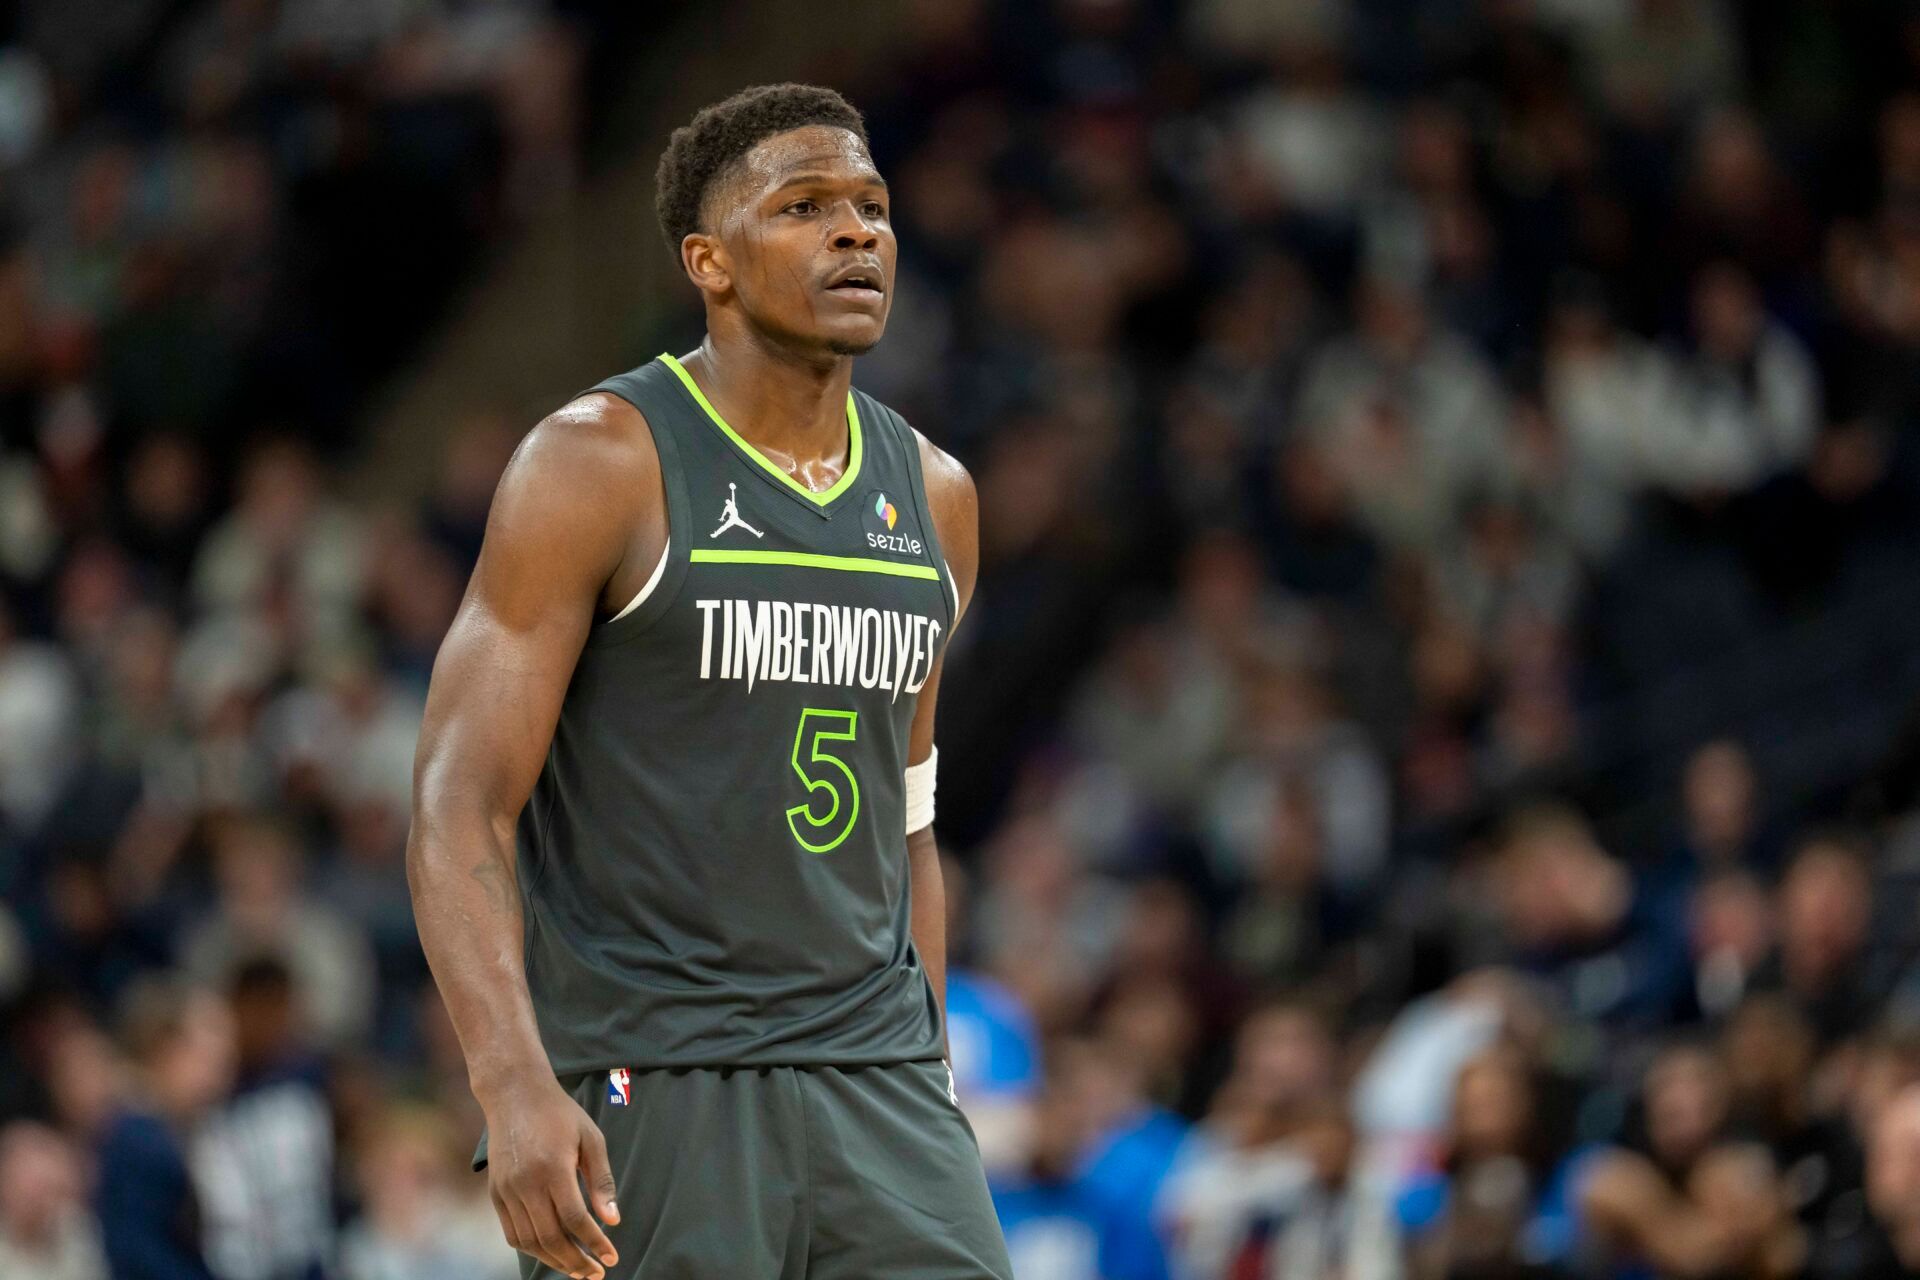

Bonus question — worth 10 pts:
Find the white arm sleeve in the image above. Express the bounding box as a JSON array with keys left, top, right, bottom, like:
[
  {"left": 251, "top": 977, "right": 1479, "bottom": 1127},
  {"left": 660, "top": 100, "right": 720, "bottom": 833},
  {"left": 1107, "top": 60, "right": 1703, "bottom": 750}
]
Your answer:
[{"left": 904, "top": 746, "right": 938, "bottom": 835}]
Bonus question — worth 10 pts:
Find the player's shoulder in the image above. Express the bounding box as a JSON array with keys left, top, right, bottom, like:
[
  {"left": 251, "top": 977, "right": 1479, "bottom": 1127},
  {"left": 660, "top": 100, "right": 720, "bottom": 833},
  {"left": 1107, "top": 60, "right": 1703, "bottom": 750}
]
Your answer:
[
  {"left": 527, "top": 388, "right": 657, "bottom": 457},
  {"left": 892, "top": 411, "right": 978, "bottom": 610},
  {"left": 506, "top": 390, "right": 662, "bottom": 500},
  {"left": 902, "top": 417, "right": 975, "bottom": 524}
]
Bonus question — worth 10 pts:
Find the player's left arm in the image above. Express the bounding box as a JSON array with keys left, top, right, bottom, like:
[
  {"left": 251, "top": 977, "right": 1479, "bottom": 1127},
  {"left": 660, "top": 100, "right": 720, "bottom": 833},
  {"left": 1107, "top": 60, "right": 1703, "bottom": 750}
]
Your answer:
[{"left": 907, "top": 430, "right": 979, "bottom": 1033}]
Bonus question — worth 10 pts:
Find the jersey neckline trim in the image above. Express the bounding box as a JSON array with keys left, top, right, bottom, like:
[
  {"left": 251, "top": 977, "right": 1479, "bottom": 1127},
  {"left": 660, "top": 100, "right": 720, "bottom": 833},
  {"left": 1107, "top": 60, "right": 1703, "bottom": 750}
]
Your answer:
[
  {"left": 689, "top": 547, "right": 940, "bottom": 580},
  {"left": 659, "top": 352, "right": 864, "bottom": 509}
]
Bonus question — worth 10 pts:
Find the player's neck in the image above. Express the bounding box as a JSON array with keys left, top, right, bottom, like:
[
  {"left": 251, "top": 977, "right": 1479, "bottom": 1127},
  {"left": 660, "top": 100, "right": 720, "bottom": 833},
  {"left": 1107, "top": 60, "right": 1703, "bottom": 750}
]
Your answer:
[{"left": 682, "top": 332, "right": 853, "bottom": 461}]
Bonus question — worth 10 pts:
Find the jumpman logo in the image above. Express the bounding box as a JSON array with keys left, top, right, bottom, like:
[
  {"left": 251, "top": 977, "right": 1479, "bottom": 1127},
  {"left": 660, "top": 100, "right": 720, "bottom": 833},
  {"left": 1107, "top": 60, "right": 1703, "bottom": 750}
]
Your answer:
[{"left": 709, "top": 482, "right": 764, "bottom": 539}]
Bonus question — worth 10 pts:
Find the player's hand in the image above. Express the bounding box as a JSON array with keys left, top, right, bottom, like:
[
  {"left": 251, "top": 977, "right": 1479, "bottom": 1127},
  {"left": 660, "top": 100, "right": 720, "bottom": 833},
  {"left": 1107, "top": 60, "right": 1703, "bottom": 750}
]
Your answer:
[{"left": 480, "top": 1073, "right": 621, "bottom": 1279}]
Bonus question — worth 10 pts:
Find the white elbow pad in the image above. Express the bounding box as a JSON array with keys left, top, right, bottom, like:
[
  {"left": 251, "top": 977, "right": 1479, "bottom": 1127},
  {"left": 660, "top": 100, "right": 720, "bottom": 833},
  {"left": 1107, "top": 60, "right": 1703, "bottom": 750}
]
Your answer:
[{"left": 904, "top": 746, "right": 938, "bottom": 834}]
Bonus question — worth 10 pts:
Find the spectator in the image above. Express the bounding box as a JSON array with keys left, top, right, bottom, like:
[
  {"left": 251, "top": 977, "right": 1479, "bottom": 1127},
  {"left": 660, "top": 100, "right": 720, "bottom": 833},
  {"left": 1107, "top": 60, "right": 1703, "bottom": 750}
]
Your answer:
[
  {"left": 1074, "top": 1038, "right": 1188, "bottom": 1280},
  {"left": 257, "top": 646, "right": 422, "bottom": 824},
  {"left": 1203, "top": 659, "right": 1391, "bottom": 900},
  {"left": 1833, "top": 1084, "right": 1920, "bottom": 1280},
  {"left": 970, "top": 813, "right": 1128, "bottom": 1031},
  {"left": 1169, "top": 1091, "right": 1402, "bottom": 1280},
  {"left": 337, "top": 1104, "right": 516, "bottom": 1280},
  {"left": 1758, "top": 837, "right": 1880, "bottom": 1047},
  {"left": 943, "top": 855, "right": 1042, "bottom": 1181},
  {"left": 1298, "top": 277, "right": 1507, "bottom": 549},
  {"left": 1654, "top": 741, "right": 1775, "bottom": 899},
  {"left": 1683, "top": 1143, "right": 1808, "bottom": 1280},
  {"left": 1093, "top": 878, "right": 1237, "bottom": 1105},
  {"left": 1543, "top": 281, "right": 1687, "bottom": 498},
  {"left": 1065, "top": 611, "right": 1237, "bottom": 832},
  {"left": 1231, "top": 28, "right": 1388, "bottom": 225},
  {"left": 0, "top": 598, "right": 80, "bottom": 830},
  {"left": 188, "top": 440, "right": 366, "bottom": 654},
  {"left": 993, "top": 1038, "right": 1174, "bottom": 1280},
  {"left": 1671, "top": 110, "right": 1816, "bottom": 291},
  {"left": 1427, "top": 493, "right": 1580, "bottom": 645},
  {"left": 1577, "top": 1043, "right": 1761, "bottom": 1279},
  {"left": 1215, "top": 772, "right": 1339, "bottom": 989},
  {"left": 1161, "top": 1001, "right": 1339, "bottom": 1276},
  {"left": 1395, "top": 1043, "right": 1587, "bottom": 1280},
  {"left": 179, "top": 814, "right": 375, "bottom": 1048},
  {"left": 0, "top": 1121, "right": 105, "bottom": 1280},
  {"left": 1258, "top": 436, "right": 1380, "bottom": 602},
  {"left": 1652, "top": 263, "right": 1821, "bottom": 497},
  {"left": 1585, "top": 0, "right": 1743, "bottom": 133},
  {"left": 95, "top": 977, "right": 234, "bottom": 1280},
  {"left": 1720, "top": 995, "right": 1861, "bottom": 1232},
  {"left": 190, "top": 958, "right": 333, "bottom": 1280},
  {"left": 1684, "top": 871, "right": 1774, "bottom": 1023},
  {"left": 1486, "top": 806, "right": 1690, "bottom": 1031}
]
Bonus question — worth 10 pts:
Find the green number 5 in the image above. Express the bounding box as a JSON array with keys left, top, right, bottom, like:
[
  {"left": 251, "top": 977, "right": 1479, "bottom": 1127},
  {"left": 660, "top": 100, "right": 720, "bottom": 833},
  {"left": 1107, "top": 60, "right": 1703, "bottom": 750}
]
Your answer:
[{"left": 786, "top": 708, "right": 860, "bottom": 853}]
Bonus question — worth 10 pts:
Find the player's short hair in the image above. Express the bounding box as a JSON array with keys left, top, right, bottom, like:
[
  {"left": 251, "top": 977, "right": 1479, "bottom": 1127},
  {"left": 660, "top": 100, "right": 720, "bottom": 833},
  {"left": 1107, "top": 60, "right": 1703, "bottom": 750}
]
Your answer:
[{"left": 654, "top": 83, "right": 869, "bottom": 254}]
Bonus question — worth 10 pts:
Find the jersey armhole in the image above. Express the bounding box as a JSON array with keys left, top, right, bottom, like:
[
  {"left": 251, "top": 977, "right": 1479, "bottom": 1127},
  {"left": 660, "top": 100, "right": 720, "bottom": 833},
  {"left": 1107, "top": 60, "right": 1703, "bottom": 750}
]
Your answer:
[
  {"left": 608, "top": 537, "right": 670, "bottom": 621},
  {"left": 585, "top": 376, "right": 691, "bottom": 647},
  {"left": 882, "top": 399, "right": 958, "bottom": 633}
]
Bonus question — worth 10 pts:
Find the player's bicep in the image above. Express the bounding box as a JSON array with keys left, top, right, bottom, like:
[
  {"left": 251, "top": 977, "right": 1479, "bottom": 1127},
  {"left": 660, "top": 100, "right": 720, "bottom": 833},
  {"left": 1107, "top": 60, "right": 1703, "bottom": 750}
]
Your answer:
[
  {"left": 414, "top": 416, "right": 640, "bottom": 819},
  {"left": 414, "top": 593, "right": 588, "bottom": 824}
]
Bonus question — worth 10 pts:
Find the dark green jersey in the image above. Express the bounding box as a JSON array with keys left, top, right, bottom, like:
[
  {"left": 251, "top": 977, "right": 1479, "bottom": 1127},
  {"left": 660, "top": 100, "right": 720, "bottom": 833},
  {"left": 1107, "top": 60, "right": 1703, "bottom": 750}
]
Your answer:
[{"left": 518, "top": 354, "right": 953, "bottom": 1074}]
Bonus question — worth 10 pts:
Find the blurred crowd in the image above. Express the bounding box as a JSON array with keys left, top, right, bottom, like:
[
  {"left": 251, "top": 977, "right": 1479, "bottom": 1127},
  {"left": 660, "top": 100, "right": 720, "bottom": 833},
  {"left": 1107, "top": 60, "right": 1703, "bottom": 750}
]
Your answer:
[
  {"left": 8, "top": 1, "right": 1920, "bottom": 1279},
  {"left": 0, "top": 0, "right": 598, "bottom": 1277}
]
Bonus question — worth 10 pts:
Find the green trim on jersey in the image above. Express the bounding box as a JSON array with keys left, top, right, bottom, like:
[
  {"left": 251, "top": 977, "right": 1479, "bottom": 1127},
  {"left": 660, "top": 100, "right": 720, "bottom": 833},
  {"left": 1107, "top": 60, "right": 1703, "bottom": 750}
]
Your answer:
[
  {"left": 661, "top": 352, "right": 864, "bottom": 507},
  {"left": 689, "top": 548, "right": 941, "bottom": 580}
]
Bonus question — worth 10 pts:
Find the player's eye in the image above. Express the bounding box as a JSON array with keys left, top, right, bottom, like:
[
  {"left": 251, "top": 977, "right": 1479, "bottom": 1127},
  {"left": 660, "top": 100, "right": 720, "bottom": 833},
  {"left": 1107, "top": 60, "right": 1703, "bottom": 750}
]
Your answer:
[
  {"left": 861, "top": 201, "right": 887, "bottom": 219},
  {"left": 786, "top": 200, "right": 818, "bottom": 215}
]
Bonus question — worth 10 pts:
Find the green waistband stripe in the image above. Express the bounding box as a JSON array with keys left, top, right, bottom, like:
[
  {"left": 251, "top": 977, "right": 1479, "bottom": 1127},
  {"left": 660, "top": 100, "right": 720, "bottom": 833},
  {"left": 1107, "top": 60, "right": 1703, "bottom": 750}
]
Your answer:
[{"left": 690, "top": 549, "right": 941, "bottom": 580}]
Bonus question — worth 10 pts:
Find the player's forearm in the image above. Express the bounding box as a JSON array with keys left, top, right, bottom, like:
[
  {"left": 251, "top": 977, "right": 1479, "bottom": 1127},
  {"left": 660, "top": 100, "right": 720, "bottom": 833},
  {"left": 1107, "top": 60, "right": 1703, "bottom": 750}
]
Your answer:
[
  {"left": 907, "top": 825, "right": 946, "bottom": 1017},
  {"left": 407, "top": 792, "right": 550, "bottom": 1099}
]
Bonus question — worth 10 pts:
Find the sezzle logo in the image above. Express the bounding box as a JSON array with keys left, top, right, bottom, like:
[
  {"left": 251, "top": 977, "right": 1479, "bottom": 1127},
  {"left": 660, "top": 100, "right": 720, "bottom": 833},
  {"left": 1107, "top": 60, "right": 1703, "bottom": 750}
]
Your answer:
[{"left": 862, "top": 489, "right": 922, "bottom": 556}]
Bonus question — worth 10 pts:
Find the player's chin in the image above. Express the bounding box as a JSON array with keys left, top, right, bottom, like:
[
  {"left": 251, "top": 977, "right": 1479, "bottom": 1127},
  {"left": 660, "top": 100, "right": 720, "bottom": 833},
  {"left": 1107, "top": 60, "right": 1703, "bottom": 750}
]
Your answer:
[{"left": 821, "top": 318, "right": 886, "bottom": 357}]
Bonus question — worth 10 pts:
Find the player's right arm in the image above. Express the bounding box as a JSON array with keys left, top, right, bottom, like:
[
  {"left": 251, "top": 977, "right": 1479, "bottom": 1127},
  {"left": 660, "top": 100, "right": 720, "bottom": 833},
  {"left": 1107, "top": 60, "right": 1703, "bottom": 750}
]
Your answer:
[{"left": 407, "top": 394, "right": 662, "bottom": 1280}]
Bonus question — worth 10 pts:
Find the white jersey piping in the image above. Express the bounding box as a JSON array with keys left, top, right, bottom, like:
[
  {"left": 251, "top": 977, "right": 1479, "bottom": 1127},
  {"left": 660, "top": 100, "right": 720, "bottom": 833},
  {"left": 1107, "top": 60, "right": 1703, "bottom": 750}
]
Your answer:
[{"left": 609, "top": 537, "right": 671, "bottom": 623}]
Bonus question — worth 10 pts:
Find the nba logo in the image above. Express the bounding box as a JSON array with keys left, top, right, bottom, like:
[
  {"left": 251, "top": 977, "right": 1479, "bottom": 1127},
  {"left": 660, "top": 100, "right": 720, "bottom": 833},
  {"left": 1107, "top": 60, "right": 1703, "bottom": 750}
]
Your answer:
[{"left": 608, "top": 1068, "right": 630, "bottom": 1106}]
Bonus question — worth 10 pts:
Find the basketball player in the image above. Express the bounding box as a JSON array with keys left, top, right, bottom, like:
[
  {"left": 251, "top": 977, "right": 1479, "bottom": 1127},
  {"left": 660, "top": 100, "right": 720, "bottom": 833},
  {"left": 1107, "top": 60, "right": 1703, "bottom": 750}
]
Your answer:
[{"left": 406, "top": 84, "right": 1014, "bottom": 1280}]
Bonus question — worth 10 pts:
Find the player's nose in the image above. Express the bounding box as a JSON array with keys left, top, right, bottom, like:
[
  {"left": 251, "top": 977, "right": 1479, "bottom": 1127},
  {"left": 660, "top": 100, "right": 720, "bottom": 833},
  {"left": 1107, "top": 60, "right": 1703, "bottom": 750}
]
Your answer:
[{"left": 829, "top": 203, "right": 880, "bottom": 251}]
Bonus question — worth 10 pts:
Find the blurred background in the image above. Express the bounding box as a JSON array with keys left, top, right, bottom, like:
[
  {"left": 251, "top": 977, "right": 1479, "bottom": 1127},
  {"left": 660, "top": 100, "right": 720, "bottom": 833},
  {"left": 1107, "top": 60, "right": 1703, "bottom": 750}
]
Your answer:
[{"left": 5, "top": 1, "right": 1920, "bottom": 1278}]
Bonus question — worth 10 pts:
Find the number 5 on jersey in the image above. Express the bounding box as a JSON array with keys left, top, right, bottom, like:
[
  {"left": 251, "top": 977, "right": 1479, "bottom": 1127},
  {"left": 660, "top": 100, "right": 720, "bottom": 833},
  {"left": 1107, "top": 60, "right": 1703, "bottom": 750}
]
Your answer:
[{"left": 787, "top": 708, "right": 860, "bottom": 853}]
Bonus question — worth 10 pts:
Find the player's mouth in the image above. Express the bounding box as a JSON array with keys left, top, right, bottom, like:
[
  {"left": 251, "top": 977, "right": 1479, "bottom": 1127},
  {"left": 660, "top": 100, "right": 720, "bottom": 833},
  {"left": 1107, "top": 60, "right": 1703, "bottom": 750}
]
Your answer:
[{"left": 823, "top": 264, "right": 886, "bottom": 305}]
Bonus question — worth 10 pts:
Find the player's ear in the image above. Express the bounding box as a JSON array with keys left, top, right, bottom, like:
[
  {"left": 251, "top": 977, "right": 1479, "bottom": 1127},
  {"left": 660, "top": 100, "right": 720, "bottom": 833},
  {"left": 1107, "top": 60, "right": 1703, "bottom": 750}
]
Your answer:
[{"left": 682, "top": 232, "right": 731, "bottom": 297}]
